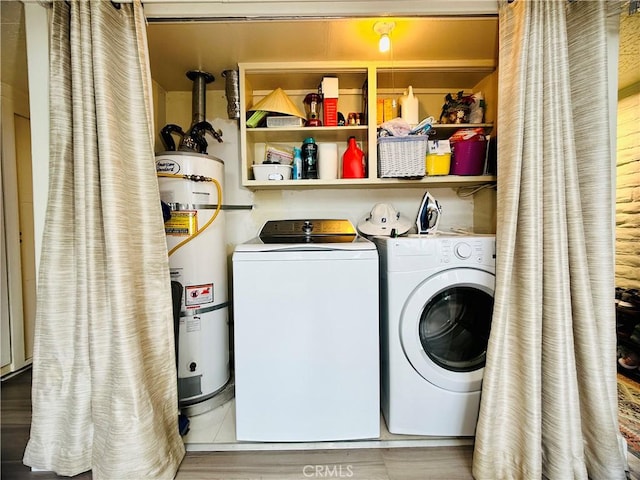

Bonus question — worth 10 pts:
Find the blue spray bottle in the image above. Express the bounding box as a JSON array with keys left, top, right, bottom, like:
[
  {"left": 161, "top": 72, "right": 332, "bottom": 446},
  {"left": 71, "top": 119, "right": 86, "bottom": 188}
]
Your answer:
[{"left": 292, "top": 146, "right": 303, "bottom": 180}]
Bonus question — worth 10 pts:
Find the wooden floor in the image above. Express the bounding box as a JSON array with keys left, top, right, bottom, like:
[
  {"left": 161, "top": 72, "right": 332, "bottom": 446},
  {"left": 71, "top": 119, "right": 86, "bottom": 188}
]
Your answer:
[{"left": 2, "top": 368, "right": 639, "bottom": 480}]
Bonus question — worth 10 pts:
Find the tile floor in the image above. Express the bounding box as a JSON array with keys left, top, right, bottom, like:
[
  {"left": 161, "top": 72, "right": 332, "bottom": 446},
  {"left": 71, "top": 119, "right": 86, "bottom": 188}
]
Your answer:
[{"left": 182, "top": 399, "right": 474, "bottom": 452}]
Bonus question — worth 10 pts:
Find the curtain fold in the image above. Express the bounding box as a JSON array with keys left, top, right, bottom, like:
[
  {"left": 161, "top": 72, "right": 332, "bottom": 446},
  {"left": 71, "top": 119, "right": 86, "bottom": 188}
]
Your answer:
[
  {"left": 22, "top": 1, "right": 185, "bottom": 478},
  {"left": 473, "top": 1, "right": 627, "bottom": 479}
]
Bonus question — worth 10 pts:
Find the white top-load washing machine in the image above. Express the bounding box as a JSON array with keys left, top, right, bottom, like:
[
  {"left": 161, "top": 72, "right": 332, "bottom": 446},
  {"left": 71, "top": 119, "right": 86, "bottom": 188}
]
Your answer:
[
  {"left": 232, "top": 219, "right": 380, "bottom": 442},
  {"left": 374, "top": 233, "right": 495, "bottom": 437}
]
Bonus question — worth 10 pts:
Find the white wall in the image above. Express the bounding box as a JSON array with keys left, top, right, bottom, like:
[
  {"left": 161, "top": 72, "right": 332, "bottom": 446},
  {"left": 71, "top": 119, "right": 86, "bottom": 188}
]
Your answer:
[{"left": 0, "top": 83, "right": 30, "bottom": 374}]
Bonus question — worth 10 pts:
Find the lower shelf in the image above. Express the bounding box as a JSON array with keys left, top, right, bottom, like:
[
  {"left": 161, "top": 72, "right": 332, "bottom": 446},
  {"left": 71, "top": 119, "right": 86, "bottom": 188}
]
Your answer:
[{"left": 242, "top": 175, "right": 496, "bottom": 190}]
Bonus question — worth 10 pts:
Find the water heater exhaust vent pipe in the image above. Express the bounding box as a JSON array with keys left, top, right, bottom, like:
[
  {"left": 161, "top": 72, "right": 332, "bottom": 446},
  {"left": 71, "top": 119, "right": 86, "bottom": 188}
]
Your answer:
[{"left": 186, "top": 70, "right": 215, "bottom": 126}]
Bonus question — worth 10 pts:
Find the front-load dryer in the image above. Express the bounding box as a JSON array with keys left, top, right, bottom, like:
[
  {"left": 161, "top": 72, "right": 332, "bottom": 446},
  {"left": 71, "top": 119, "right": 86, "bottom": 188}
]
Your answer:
[{"left": 373, "top": 234, "right": 495, "bottom": 436}]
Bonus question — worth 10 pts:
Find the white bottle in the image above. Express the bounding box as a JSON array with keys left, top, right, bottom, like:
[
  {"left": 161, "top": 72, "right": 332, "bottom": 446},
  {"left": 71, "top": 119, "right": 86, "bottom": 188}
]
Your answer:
[
  {"left": 400, "top": 86, "right": 419, "bottom": 126},
  {"left": 318, "top": 143, "right": 338, "bottom": 180}
]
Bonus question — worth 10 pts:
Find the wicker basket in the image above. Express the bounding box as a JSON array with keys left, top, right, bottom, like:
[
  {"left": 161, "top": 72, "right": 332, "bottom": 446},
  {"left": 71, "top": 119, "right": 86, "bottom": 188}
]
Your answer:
[{"left": 377, "top": 135, "right": 428, "bottom": 178}]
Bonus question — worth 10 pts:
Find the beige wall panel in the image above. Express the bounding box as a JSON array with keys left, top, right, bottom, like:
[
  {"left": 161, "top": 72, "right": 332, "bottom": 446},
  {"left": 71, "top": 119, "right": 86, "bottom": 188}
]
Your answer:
[{"left": 616, "top": 89, "right": 640, "bottom": 290}]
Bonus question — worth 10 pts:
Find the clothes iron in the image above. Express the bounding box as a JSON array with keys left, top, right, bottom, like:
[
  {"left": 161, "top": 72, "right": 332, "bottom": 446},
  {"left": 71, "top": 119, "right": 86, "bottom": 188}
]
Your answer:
[{"left": 416, "top": 191, "right": 442, "bottom": 234}]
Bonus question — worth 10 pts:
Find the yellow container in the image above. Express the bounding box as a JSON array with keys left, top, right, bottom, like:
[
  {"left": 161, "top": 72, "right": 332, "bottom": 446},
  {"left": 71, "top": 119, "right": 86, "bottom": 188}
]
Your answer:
[{"left": 425, "top": 153, "right": 451, "bottom": 176}]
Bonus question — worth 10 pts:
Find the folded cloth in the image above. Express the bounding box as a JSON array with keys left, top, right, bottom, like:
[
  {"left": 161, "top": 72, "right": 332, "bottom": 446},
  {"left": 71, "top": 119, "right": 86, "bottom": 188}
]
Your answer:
[{"left": 379, "top": 118, "right": 412, "bottom": 137}]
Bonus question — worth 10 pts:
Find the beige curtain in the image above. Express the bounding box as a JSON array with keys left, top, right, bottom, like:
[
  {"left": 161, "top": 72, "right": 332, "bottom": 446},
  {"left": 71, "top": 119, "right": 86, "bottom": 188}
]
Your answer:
[
  {"left": 22, "top": 1, "right": 185, "bottom": 478},
  {"left": 473, "top": 1, "right": 628, "bottom": 479}
]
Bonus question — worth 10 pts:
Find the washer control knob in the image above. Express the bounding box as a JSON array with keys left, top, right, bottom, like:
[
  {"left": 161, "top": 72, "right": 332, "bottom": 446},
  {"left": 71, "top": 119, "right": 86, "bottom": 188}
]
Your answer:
[
  {"left": 454, "top": 242, "right": 472, "bottom": 259},
  {"left": 302, "top": 221, "right": 313, "bottom": 235}
]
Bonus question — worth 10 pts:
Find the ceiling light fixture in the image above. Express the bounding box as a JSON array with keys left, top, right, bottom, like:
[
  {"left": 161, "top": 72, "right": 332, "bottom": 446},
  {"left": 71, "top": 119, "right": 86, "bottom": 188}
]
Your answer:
[{"left": 373, "top": 21, "right": 395, "bottom": 53}]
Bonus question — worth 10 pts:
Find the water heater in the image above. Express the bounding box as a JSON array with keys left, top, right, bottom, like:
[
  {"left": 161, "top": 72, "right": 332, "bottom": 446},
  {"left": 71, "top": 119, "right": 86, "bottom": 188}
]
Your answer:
[{"left": 155, "top": 151, "right": 230, "bottom": 413}]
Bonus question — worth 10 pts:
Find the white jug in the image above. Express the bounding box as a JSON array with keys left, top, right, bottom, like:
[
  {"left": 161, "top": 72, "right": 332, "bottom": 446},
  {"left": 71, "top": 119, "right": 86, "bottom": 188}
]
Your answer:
[{"left": 399, "top": 86, "right": 419, "bottom": 126}]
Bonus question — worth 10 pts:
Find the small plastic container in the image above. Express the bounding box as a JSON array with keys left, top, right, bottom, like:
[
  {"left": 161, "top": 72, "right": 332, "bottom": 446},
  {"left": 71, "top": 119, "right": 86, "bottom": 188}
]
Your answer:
[
  {"left": 266, "top": 116, "right": 304, "bottom": 128},
  {"left": 450, "top": 140, "right": 487, "bottom": 176},
  {"left": 252, "top": 164, "right": 292, "bottom": 181},
  {"left": 425, "top": 153, "right": 451, "bottom": 176}
]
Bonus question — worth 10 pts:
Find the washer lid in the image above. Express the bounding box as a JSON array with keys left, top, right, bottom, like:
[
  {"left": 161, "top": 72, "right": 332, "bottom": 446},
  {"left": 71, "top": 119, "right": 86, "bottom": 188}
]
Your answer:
[
  {"left": 400, "top": 267, "right": 495, "bottom": 393},
  {"left": 235, "top": 219, "right": 376, "bottom": 252},
  {"left": 259, "top": 219, "right": 357, "bottom": 243}
]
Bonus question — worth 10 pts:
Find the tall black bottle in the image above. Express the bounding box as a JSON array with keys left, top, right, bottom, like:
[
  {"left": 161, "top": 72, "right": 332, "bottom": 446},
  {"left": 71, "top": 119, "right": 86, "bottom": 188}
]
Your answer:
[{"left": 301, "top": 137, "right": 318, "bottom": 179}]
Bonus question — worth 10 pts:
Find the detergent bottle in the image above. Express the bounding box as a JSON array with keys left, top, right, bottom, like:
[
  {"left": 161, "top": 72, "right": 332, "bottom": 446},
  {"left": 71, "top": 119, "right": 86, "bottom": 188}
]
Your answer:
[
  {"left": 400, "top": 85, "right": 419, "bottom": 126},
  {"left": 301, "top": 137, "right": 318, "bottom": 179},
  {"left": 341, "top": 136, "right": 365, "bottom": 179},
  {"left": 292, "top": 146, "right": 302, "bottom": 180}
]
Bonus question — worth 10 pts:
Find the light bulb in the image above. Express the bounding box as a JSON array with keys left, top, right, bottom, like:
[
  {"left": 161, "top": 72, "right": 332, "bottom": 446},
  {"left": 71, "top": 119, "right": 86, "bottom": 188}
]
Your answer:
[{"left": 379, "top": 33, "right": 391, "bottom": 53}]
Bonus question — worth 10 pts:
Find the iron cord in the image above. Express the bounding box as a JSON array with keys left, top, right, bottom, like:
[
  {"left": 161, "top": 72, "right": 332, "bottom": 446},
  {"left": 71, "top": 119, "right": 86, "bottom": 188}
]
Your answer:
[{"left": 455, "top": 183, "right": 496, "bottom": 198}]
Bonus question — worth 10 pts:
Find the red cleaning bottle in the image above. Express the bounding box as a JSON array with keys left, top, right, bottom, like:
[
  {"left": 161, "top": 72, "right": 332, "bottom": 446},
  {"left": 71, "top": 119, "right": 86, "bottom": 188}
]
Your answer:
[{"left": 341, "top": 136, "right": 365, "bottom": 178}]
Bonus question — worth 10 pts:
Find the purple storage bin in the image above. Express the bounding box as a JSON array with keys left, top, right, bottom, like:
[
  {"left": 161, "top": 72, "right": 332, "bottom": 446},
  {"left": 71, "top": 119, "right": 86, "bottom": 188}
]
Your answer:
[{"left": 450, "top": 140, "right": 487, "bottom": 175}]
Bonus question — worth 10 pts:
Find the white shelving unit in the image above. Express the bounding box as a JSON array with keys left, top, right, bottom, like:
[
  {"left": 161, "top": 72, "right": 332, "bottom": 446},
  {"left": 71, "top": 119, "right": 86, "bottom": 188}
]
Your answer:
[{"left": 239, "top": 61, "right": 497, "bottom": 190}]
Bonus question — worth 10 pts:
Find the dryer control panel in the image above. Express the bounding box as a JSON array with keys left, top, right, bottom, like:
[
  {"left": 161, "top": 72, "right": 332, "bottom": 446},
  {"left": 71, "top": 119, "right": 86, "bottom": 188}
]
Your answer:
[
  {"left": 440, "top": 238, "right": 495, "bottom": 266},
  {"left": 374, "top": 234, "right": 496, "bottom": 273}
]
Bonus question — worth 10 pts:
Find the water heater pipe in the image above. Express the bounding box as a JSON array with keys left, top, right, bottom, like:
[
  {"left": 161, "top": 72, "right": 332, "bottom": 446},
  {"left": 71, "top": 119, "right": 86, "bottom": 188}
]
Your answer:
[
  {"left": 186, "top": 70, "right": 215, "bottom": 126},
  {"left": 157, "top": 172, "right": 222, "bottom": 257}
]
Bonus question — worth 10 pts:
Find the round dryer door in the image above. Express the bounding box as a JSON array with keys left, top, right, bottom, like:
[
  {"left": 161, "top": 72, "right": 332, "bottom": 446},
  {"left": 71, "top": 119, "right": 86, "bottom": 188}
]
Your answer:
[{"left": 400, "top": 267, "right": 494, "bottom": 393}]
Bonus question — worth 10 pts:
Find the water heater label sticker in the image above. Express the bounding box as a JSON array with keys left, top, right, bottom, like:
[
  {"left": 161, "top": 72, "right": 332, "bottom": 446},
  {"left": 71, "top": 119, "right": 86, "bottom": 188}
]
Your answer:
[
  {"left": 185, "top": 283, "right": 214, "bottom": 306},
  {"left": 156, "top": 159, "right": 180, "bottom": 174},
  {"left": 186, "top": 316, "right": 201, "bottom": 333},
  {"left": 165, "top": 211, "right": 197, "bottom": 236}
]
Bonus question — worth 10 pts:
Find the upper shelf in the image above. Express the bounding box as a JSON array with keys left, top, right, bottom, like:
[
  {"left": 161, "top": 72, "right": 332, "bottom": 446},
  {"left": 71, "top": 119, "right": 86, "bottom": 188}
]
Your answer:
[
  {"left": 427, "top": 123, "right": 494, "bottom": 140},
  {"left": 240, "top": 60, "right": 496, "bottom": 94},
  {"left": 243, "top": 66, "right": 368, "bottom": 92},
  {"left": 245, "top": 125, "right": 368, "bottom": 143}
]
